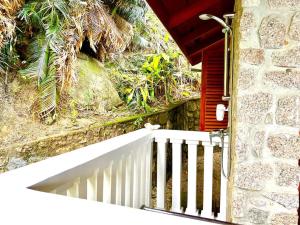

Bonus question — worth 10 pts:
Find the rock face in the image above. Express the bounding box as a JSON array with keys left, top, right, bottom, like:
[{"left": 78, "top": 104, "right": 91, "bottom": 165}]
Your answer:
[{"left": 69, "top": 54, "right": 123, "bottom": 113}]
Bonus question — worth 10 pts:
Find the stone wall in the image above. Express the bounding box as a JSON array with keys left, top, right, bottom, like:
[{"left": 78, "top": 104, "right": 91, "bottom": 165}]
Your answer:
[
  {"left": 231, "top": 0, "right": 300, "bottom": 224},
  {"left": 0, "top": 98, "right": 200, "bottom": 172}
]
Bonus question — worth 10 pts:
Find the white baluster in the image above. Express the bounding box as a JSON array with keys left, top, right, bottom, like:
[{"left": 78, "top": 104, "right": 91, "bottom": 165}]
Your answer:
[
  {"left": 115, "top": 158, "right": 123, "bottom": 205},
  {"left": 56, "top": 188, "right": 67, "bottom": 196},
  {"left": 170, "top": 138, "right": 183, "bottom": 213},
  {"left": 125, "top": 154, "right": 133, "bottom": 207},
  {"left": 201, "top": 142, "right": 214, "bottom": 219},
  {"left": 87, "top": 169, "right": 99, "bottom": 201},
  {"left": 156, "top": 137, "right": 168, "bottom": 209},
  {"left": 79, "top": 177, "right": 87, "bottom": 199},
  {"left": 185, "top": 140, "right": 199, "bottom": 216},
  {"left": 218, "top": 142, "right": 229, "bottom": 221},
  {"left": 96, "top": 169, "right": 103, "bottom": 202},
  {"left": 145, "top": 139, "right": 153, "bottom": 207},
  {"left": 139, "top": 148, "right": 146, "bottom": 206},
  {"left": 103, "top": 162, "right": 113, "bottom": 204},
  {"left": 121, "top": 156, "right": 126, "bottom": 205},
  {"left": 133, "top": 152, "right": 141, "bottom": 208},
  {"left": 111, "top": 162, "right": 117, "bottom": 204},
  {"left": 67, "top": 178, "right": 80, "bottom": 198}
]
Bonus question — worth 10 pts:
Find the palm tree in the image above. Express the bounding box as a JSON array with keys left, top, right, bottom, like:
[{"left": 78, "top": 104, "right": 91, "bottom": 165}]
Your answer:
[{"left": 1, "top": 0, "right": 147, "bottom": 121}]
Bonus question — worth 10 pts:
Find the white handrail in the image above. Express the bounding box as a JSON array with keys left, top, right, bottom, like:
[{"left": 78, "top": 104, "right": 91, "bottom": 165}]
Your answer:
[{"left": 0, "top": 127, "right": 229, "bottom": 224}]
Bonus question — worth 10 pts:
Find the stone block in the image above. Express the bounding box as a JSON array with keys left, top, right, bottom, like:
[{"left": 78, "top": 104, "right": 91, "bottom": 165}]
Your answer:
[
  {"left": 7, "top": 157, "right": 27, "bottom": 171},
  {"left": 259, "top": 16, "right": 286, "bottom": 49},
  {"left": 275, "top": 96, "right": 299, "bottom": 127},
  {"left": 263, "top": 192, "right": 298, "bottom": 209},
  {"left": 238, "top": 92, "right": 273, "bottom": 124},
  {"left": 251, "top": 131, "right": 265, "bottom": 158},
  {"left": 186, "top": 101, "right": 197, "bottom": 112},
  {"left": 240, "top": 11, "right": 256, "bottom": 39},
  {"left": 289, "top": 12, "right": 300, "bottom": 41},
  {"left": 232, "top": 191, "right": 247, "bottom": 217},
  {"left": 240, "top": 48, "right": 264, "bottom": 65},
  {"left": 270, "top": 213, "right": 298, "bottom": 225},
  {"left": 268, "top": 0, "right": 300, "bottom": 9},
  {"left": 267, "top": 134, "right": 300, "bottom": 159},
  {"left": 235, "top": 138, "right": 248, "bottom": 161},
  {"left": 248, "top": 208, "right": 269, "bottom": 224},
  {"left": 158, "top": 112, "right": 168, "bottom": 124},
  {"left": 276, "top": 163, "right": 299, "bottom": 187},
  {"left": 249, "top": 197, "right": 268, "bottom": 207},
  {"left": 271, "top": 47, "right": 300, "bottom": 67},
  {"left": 238, "top": 68, "right": 256, "bottom": 90},
  {"left": 234, "top": 162, "right": 273, "bottom": 190},
  {"left": 264, "top": 70, "right": 300, "bottom": 90},
  {"left": 242, "top": 0, "right": 260, "bottom": 7}
]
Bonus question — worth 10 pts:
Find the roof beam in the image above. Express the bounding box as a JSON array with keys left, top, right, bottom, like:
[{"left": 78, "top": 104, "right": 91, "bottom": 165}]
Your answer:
[
  {"left": 168, "top": 0, "right": 220, "bottom": 29},
  {"left": 182, "top": 26, "right": 222, "bottom": 46}
]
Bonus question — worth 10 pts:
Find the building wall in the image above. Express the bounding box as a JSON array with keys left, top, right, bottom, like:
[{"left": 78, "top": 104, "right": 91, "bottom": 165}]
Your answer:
[{"left": 231, "top": 0, "right": 300, "bottom": 224}]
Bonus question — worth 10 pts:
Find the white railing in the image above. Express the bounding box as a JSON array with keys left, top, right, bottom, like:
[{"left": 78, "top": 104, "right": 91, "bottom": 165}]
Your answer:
[
  {"left": 0, "top": 126, "right": 229, "bottom": 225},
  {"left": 153, "top": 129, "right": 229, "bottom": 220}
]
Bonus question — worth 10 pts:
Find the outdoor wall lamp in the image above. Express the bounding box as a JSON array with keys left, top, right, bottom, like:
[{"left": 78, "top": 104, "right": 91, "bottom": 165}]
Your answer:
[{"left": 216, "top": 104, "right": 228, "bottom": 121}]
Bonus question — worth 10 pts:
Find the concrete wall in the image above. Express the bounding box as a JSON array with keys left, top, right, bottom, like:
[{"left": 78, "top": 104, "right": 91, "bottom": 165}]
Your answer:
[
  {"left": 0, "top": 98, "right": 200, "bottom": 173},
  {"left": 231, "top": 0, "right": 299, "bottom": 224}
]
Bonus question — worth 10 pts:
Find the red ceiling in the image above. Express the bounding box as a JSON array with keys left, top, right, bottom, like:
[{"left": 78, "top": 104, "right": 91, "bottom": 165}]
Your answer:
[{"left": 146, "top": 0, "right": 235, "bottom": 65}]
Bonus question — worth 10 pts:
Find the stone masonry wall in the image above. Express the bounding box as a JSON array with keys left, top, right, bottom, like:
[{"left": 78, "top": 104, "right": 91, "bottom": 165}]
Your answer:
[
  {"left": 231, "top": 0, "right": 300, "bottom": 224},
  {"left": 0, "top": 98, "right": 200, "bottom": 172}
]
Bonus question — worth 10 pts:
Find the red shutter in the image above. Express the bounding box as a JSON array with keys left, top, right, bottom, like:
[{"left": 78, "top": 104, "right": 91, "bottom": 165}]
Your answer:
[{"left": 200, "top": 40, "right": 228, "bottom": 131}]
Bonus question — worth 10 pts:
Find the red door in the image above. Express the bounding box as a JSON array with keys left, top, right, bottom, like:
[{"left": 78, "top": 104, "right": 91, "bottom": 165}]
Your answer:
[{"left": 200, "top": 40, "right": 228, "bottom": 131}]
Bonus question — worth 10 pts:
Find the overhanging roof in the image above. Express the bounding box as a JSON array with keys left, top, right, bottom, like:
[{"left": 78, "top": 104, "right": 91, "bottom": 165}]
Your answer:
[{"left": 146, "top": 0, "right": 235, "bottom": 65}]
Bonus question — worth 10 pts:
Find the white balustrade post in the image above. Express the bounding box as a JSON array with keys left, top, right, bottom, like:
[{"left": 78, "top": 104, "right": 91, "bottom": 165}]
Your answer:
[
  {"left": 133, "top": 152, "right": 141, "bottom": 208},
  {"left": 115, "top": 158, "right": 124, "bottom": 205},
  {"left": 170, "top": 138, "right": 183, "bottom": 213},
  {"left": 139, "top": 147, "right": 147, "bottom": 207},
  {"left": 156, "top": 137, "right": 168, "bottom": 209},
  {"left": 125, "top": 154, "right": 133, "bottom": 207},
  {"left": 67, "top": 178, "right": 80, "bottom": 198},
  {"left": 218, "top": 142, "right": 229, "bottom": 221},
  {"left": 145, "top": 139, "right": 153, "bottom": 207},
  {"left": 185, "top": 140, "right": 199, "bottom": 216},
  {"left": 78, "top": 177, "right": 87, "bottom": 199},
  {"left": 103, "top": 162, "right": 113, "bottom": 204},
  {"left": 201, "top": 141, "right": 214, "bottom": 219},
  {"left": 96, "top": 170, "right": 103, "bottom": 202},
  {"left": 87, "top": 169, "right": 99, "bottom": 201}
]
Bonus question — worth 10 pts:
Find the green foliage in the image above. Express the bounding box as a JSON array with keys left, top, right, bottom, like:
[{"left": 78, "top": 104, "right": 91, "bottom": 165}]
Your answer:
[
  {"left": 0, "top": 39, "right": 19, "bottom": 75},
  {"left": 111, "top": 49, "right": 182, "bottom": 112},
  {"left": 104, "top": 0, "right": 147, "bottom": 24},
  {"left": 18, "top": 0, "right": 69, "bottom": 120}
]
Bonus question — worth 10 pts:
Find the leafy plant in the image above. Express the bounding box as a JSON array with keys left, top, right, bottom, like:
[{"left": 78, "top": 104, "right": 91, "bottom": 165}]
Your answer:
[{"left": 18, "top": 0, "right": 68, "bottom": 119}]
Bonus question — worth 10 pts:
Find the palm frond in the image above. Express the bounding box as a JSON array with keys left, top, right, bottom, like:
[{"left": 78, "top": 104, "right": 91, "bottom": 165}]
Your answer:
[
  {"left": 19, "top": 39, "right": 57, "bottom": 119},
  {"left": 38, "top": 51, "right": 57, "bottom": 119}
]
